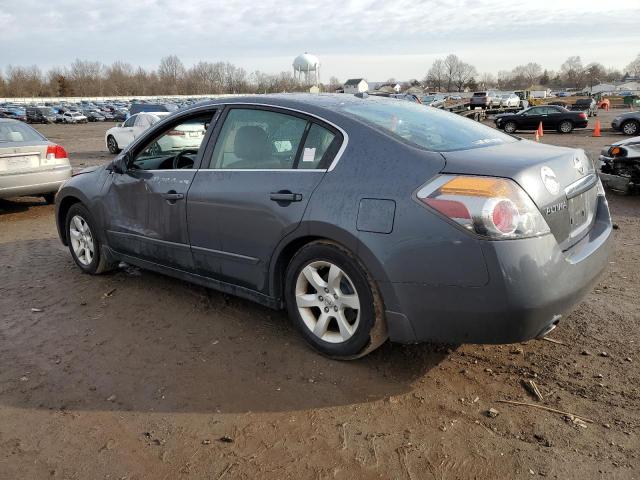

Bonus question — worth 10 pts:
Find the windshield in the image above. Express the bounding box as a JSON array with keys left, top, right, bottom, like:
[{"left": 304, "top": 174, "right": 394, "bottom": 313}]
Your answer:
[{"left": 339, "top": 99, "right": 517, "bottom": 151}]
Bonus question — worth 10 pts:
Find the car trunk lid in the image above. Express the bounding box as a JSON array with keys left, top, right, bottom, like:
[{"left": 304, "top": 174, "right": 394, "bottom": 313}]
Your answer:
[
  {"left": 440, "top": 139, "right": 599, "bottom": 250},
  {"left": 0, "top": 141, "right": 51, "bottom": 173}
]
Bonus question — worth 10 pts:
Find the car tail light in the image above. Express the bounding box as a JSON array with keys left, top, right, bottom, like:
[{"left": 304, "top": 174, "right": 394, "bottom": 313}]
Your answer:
[
  {"left": 579, "top": 112, "right": 587, "bottom": 119},
  {"left": 166, "top": 129, "right": 185, "bottom": 136},
  {"left": 46, "top": 144, "right": 68, "bottom": 160},
  {"left": 416, "top": 175, "right": 550, "bottom": 239}
]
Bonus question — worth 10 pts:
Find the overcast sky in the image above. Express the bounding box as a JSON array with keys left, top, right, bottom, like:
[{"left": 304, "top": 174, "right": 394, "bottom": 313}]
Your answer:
[{"left": 1, "top": 0, "right": 639, "bottom": 81}]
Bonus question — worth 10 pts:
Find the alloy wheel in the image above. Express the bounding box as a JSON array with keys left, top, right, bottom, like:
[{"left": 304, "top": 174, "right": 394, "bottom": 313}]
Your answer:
[
  {"left": 623, "top": 121, "right": 638, "bottom": 135},
  {"left": 69, "top": 215, "right": 95, "bottom": 266},
  {"left": 295, "top": 261, "right": 361, "bottom": 343}
]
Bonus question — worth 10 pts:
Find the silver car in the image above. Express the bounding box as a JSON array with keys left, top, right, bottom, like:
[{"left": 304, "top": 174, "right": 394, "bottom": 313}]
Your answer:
[{"left": 0, "top": 119, "right": 72, "bottom": 203}]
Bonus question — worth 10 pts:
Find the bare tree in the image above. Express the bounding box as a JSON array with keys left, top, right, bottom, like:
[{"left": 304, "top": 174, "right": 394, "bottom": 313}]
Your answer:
[
  {"left": 425, "top": 59, "right": 446, "bottom": 92},
  {"left": 584, "top": 62, "right": 606, "bottom": 90},
  {"left": 69, "top": 59, "right": 103, "bottom": 96},
  {"left": 626, "top": 53, "right": 640, "bottom": 77},
  {"left": 158, "top": 55, "right": 186, "bottom": 94},
  {"left": 560, "top": 56, "right": 584, "bottom": 88}
]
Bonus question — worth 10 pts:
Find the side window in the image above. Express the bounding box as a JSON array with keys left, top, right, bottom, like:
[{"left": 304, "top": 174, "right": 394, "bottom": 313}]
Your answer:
[
  {"left": 298, "top": 123, "right": 336, "bottom": 169},
  {"left": 123, "top": 115, "right": 137, "bottom": 127},
  {"left": 134, "top": 115, "right": 150, "bottom": 127},
  {"left": 210, "top": 109, "right": 307, "bottom": 170},
  {"left": 130, "top": 114, "right": 212, "bottom": 171}
]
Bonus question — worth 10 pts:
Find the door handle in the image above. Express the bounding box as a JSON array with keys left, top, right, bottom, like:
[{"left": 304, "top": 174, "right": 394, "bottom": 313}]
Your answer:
[
  {"left": 162, "top": 191, "right": 184, "bottom": 204},
  {"left": 270, "top": 191, "right": 303, "bottom": 202}
]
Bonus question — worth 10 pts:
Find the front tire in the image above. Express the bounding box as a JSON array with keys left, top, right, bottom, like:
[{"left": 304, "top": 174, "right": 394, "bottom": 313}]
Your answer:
[
  {"left": 285, "top": 241, "right": 387, "bottom": 359},
  {"left": 503, "top": 121, "right": 517, "bottom": 134},
  {"left": 558, "top": 120, "right": 573, "bottom": 134},
  {"left": 65, "top": 204, "right": 114, "bottom": 274},
  {"left": 622, "top": 120, "right": 639, "bottom": 136},
  {"left": 107, "top": 135, "right": 121, "bottom": 154}
]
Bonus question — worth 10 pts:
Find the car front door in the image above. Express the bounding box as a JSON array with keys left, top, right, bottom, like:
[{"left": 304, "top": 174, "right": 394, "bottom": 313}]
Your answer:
[
  {"left": 187, "top": 106, "right": 343, "bottom": 292},
  {"left": 521, "top": 107, "right": 545, "bottom": 129},
  {"left": 103, "top": 109, "right": 217, "bottom": 271}
]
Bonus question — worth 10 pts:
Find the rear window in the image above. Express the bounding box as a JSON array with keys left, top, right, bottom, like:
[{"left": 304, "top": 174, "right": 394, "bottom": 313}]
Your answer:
[
  {"left": 0, "top": 122, "right": 45, "bottom": 143},
  {"left": 473, "top": 92, "right": 487, "bottom": 97},
  {"left": 339, "top": 99, "right": 516, "bottom": 151}
]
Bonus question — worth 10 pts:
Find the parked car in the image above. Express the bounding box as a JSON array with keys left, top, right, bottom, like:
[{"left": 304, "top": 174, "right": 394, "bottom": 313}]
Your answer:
[
  {"left": 55, "top": 95, "right": 611, "bottom": 358},
  {"left": 611, "top": 111, "right": 640, "bottom": 136},
  {"left": 570, "top": 98, "right": 597, "bottom": 117},
  {"left": 0, "top": 119, "right": 72, "bottom": 203},
  {"left": 104, "top": 112, "right": 171, "bottom": 153},
  {"left": 557, "top": 92, "right": 570, "bottom": 97},
  {"left": 62, "top": 111, "right": 88, "bottom": 124},
  {"left": 26, "top": 106, "right": 57, "bottom": 124},
  {"left": 494, "top": 105, "right": 589, "bottom": 133},
  {"left": 599, "top": 136, "right": 640, "bottom": 194},
  {"left": 82, "top": 109, "right": 106, "bottom": 122},
  {"left": 422, "top": 94, "right": 447, "bottom": 108},
  {"left": 469, "top": 91, "right": 491, "bottom": 109},
  {"left": 129, "top": 102, "right": 179, "bottom": 115},
  {"left": 499, "top": 93, "right": 520, "bottom": 108},
  {"left": 2, "top": 108, "right": 27, "bottom": 122}
]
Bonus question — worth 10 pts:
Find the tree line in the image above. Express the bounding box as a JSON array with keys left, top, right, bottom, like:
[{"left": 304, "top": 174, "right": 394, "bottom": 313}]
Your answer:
[
  {"left": 0, "top": 55, "right": 320, "bottom": 98},
  {"left": 425, "top": 53, "right": 640, "bottom": 92},
  {"left": 2, "top": 53, "right": 639, "bottom": 98}
]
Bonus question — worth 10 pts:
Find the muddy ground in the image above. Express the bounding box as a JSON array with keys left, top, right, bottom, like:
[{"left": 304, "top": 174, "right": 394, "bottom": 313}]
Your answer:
[{"left": 0, "top": 112, "right": 638, "bottom": 479}]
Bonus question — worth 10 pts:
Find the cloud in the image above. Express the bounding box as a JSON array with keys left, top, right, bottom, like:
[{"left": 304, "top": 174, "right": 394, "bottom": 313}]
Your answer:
[{"left": 1, "top": 0, "right": 639, "bottom": 79}]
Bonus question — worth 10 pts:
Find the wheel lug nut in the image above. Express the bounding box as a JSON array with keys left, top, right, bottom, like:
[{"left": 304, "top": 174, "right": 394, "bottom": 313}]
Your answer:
[
  {"left": 334, "top": 306, "right": 338, "bottom": 312},
  {"left": 319, "top": 296, "right": 323, "bottom": 301},
  {"left": 324, "top": 307, "right": 329, "bottom": 313}
]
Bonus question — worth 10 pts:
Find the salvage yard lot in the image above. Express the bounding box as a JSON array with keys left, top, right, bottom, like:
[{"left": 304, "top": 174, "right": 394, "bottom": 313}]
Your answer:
[{"left": 0, "top": 117, "right": 638, "bottom": 479}]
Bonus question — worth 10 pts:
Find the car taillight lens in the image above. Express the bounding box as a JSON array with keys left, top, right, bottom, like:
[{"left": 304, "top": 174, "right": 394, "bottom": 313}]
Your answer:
[
  {"left": 166, "top": 129, "right": 185, "bottom": 136},
  {"left": 416, "top": 175, "right": 550, "bottom": 239},
  {"left": 608, "top": 146, "right": 626, "bottom": 157},
  {"left": 579, "top": 112, "right": 587, "bottom": 119},
  {"left": 46, "top": 144, "right": 68, "bottom": 160}
]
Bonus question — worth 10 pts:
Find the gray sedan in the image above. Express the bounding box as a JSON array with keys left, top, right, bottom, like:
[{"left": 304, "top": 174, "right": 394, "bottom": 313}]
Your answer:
[
  {"left": 54, "top": 95, "right": 612, "bottom": 358},
  {"left": 0, "top": 119, "right": 72, "bottom": 203}
]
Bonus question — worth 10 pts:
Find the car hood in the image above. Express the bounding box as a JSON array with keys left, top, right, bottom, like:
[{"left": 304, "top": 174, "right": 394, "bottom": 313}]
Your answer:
[{"left": 73, "top": 165, "right": 103, "bottom": 176}]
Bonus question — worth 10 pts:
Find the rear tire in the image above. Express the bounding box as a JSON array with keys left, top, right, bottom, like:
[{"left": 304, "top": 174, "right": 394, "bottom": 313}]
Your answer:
[
  {"left": 285, "top": 241, "right": 387, "bottom": 359},
  {"left": 65, "top": 204, "right": 115, "bottom": 275},
  {"left": 558, "top": 120, "right": 573, "bottom": 134},
  {"left": 622, "top": 120, "right": 639, "bottom": 136},
  {"left": 107, "top": 135, "right": 121, "bottom": 154}
]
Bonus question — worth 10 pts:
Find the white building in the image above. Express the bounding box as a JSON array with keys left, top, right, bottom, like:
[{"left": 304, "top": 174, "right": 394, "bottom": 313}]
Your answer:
[{"left": 343, "top": 78, "right": 368, "bottom": 94}]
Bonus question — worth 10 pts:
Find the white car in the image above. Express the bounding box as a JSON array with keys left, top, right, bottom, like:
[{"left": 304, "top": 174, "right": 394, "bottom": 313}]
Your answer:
[
  {"left": 62, "top": 111, "right": 88, "bottom": 124},
  {"left": 500, "top": 93, "right": 521, "bottom": 108},
  {"left": 105, "top": 112, "right": 205, "bottom": 154}
]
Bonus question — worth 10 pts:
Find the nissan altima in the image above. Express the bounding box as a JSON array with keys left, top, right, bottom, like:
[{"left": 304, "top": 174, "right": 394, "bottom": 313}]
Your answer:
[{"left": 55, "top": 94, "right": 612, "bottom": 358}]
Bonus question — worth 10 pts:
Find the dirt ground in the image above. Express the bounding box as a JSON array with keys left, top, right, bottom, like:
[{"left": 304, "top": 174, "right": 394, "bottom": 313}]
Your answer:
[{"left": 0, "top": 112, "right": 638, "bottom": 480}]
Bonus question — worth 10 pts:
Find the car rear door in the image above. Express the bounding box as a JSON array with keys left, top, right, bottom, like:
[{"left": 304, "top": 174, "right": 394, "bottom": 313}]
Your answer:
[
  {"left": 187, "top": 105, "right": 343, "bottom": 293},
  {"left": 521, "top": 107, "right": 544, "bottom": 129}
]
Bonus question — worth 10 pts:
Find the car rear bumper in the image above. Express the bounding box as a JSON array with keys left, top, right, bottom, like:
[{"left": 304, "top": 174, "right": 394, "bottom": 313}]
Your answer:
[
  {"left": 0, "top": 165, "right": 72, "bottom": 198},
  {"left": 385, "top": 196, "right": 612, "bottom": 344}
]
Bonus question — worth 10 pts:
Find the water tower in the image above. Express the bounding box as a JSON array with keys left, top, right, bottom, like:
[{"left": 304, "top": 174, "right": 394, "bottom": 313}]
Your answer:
[{"left": 293, "top": 53, "right": 320, "bottom": 85}]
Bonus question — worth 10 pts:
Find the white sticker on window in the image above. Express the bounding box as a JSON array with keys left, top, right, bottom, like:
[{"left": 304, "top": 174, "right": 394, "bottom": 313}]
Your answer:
[{"left": 302, "top": 147, "right": 316, "bottom": 162}]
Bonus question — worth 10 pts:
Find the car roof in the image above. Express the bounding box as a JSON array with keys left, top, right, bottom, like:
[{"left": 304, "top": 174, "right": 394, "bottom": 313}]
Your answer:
[{"left": 189, "top": 93, "right": 425, "bottom": 124}]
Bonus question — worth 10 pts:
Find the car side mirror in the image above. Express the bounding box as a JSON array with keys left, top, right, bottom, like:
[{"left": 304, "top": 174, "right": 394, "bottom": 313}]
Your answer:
[{"left": 110, "top": 153, "right": 130, "bottom": 174}]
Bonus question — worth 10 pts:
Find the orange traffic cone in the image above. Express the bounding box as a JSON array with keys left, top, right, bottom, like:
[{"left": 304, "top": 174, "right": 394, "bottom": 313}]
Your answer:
[
  {"left": 537, "top": 122, "right": 544, "bottom": 137},
  {"left": 592, "top": 119, "right": 601, "bottom": 137}
]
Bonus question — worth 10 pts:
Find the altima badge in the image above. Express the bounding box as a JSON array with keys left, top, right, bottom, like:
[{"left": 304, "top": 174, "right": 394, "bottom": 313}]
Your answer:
[{"left": 540, "top": 166, "right": 560, "bottom": 195}]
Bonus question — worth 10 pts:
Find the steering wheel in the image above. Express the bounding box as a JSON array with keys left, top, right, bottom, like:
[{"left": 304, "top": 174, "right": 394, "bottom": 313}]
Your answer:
[{"left": 172, "top": 149, "right": 199, "bottom": 169}]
